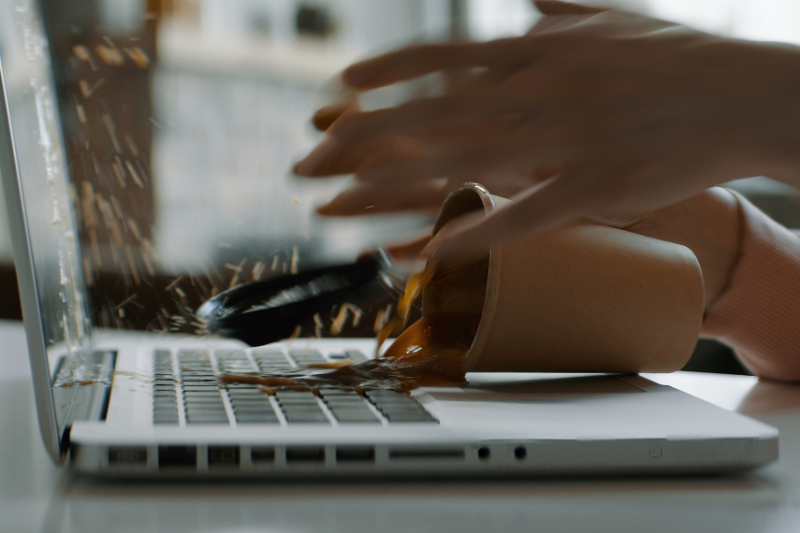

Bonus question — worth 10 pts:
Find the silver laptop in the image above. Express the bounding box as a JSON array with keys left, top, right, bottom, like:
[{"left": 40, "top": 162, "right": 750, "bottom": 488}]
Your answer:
[{"left": 0, "top": 0, "right": 777, "bottom": 477}]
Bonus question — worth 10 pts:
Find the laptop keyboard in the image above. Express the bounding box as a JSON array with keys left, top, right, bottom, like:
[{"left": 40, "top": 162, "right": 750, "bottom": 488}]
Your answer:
[{"left": 152, "top": 349, "right": 438, "bottom": 426}]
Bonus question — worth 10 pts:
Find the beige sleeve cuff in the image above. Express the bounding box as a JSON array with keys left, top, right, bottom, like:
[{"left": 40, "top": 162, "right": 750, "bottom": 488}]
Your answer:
[{"left": 701, "top": 191, "right": 800, "bottom": 380}]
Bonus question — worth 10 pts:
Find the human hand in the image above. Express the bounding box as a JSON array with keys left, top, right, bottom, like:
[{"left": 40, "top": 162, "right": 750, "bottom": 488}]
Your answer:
[
  {"left": 382, "top": 187, "right": 742, "bottom": 314},
  {"left": 297, "top": 0, "right": 800, "bottom": 267}
]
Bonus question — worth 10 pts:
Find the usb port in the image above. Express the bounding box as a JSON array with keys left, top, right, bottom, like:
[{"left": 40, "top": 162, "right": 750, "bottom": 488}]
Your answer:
[
  {"left": 158, "top": 446, "right": 197, "bottom": 468},
  {"left": 286, "top": 446, "right": 325, "bottom": 463},
  {"left": 251, "top": 447, "right": 275, "bottom": 463},
  {"left": 389, "top": 447, "right": 465, "bottom": 460},
  {"left": 208, "top": 446, "right": 239, "bottom": 467},
  {"left": 336, "top": 447, "right": 375, "bottom": 463},
  {"left": 108, "top": 447, "right": 147, "bottom": 465}
]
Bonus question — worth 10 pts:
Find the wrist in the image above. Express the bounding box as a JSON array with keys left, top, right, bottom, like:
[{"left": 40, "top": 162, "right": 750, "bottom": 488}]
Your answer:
[{"left": 700, "top": 188, "right": 743, "bottom": 310}]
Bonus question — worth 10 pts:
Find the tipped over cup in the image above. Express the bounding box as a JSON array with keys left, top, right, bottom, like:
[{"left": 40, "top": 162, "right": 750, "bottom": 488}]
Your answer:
[{"left": 421, "top": 183, "right": 705, "bottom": 374}]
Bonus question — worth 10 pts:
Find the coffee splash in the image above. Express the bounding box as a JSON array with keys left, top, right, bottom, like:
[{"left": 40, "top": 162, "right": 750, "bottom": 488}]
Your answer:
[{"left": 219, "top": 260, "right": 480, "bottom": 392}]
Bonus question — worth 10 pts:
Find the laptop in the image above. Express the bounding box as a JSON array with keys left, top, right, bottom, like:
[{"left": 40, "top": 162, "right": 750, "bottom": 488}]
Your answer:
[{"left": 0, "top": 0, "right": 777, "bottom": 477}]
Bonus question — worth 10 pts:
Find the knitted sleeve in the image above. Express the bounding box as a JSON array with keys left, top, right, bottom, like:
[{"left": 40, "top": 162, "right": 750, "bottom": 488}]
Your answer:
[{"left": 701, "top": 191, "right": 800, "bottom": 380}]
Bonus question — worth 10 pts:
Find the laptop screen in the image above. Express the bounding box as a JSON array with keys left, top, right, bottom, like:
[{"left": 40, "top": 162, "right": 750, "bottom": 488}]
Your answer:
[
  {"left": 4, "top": 1, "right": 505, "bottom": 373},
  {"left": 1, "top": 0, "right": 540, "bottom": 454},
  {"left": 1, "top": 0, "right": 91, "bottom": 372}
]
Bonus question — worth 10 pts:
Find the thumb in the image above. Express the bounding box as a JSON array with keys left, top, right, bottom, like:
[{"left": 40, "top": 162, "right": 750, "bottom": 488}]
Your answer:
[{"left": 533, "top": 0, "right": 608, "bottom": 16}]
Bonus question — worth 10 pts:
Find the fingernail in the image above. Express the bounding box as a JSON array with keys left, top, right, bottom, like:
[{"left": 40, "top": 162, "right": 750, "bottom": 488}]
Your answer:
[{"left": 294, "top": 158, "right": 315, "bottom": 176}]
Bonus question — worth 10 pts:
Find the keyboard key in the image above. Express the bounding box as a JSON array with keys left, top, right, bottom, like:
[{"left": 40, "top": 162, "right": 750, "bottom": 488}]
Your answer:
[
  {"left": 231, "top": 396, "right": 272, "bottom": 405},
  {"left": 184, "top": 408, "right": 227, "bottom": 415},
  {"left": 182, "top": 388, "right": 220, "bottom": 395},
  {"left": 233, "top": 401, "right": 274, "bottom": 410},
  {"left": 231, "top": 398, "right": 272, "bottom": 406},
  {"left": 184, "top": 402, "right": 226, "bottom": 410},
  {"left": 185, "top": 404, "right": 226, "bottom": 412},
  {"left": 371, "top": 399, "right": 420, "bottom": 409},
  {"left": 276, "top": 396, "right": 317, "bottom": 404},
  {"left": 383, "top": 413, "right": 438, "bottom": 423},
  {"left": 235, "top": 411, "right": 274, "bottom": 419},
  {"left": 233, "top": 408, "right": 275, "bottom": 415},
  {"left": 183, "top": 398, "right": 224, "bottom": 405},
  {"left": 283, "top": 406, "right": 323, "bottom": 416},
  {"left": 320, "top": 389, "right": 360, "bottom": 395},
  {"left": 232, "top": 407, "right": 273, "bottom": 415},
  {"left": 333, "top": 413, "right": 381, "bottom": 423},
  {"left": 229, "top": 398, "right": 271, "bottom": 406},
  {"left": 324, "top": 397, "right": 365, "bottom": 405},
  {"left": 276, "top": 390, "right": 316, "bottom": 397},
  {"left": 288, "top": 349, "right": 326, "bottom": 365},
  {"left": 185, "top": 410, "right": 227, "bottom": 418},
  {"left": 227, "top": 388, "right": 265, "bottom": 395},
  {"left": 178, "top": 350, "right": 208, "bottom": 358},
  {"left": 278, "top": 401, "right": 319, "bottom": 408},
  {"left": 363, "top": 390, "right": 440, "bottom": 423},
  {"left": 365, "top": 389, "right": 406, "bottom": 396},
  {"left": 236, "top": 417, "right": 279, "bottom": 424},
  {"left": 283, "top": 412, "right": 329, "bottom": 423},
  {"left": 215, "top": 349, "right": 247, "bottom": 359},
  {"left": 229, "top": 401, "right": 270, "bottom": 408},
  {"left": 252, "top": 349, "right": 285, "bottom": 357},
  {"left": 344, "top": 350, "right": 368, "bottom": 362}
]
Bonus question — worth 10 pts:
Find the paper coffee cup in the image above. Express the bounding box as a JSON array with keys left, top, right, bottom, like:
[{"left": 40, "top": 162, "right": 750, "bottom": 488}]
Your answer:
[{"left": 422, "top": 184, "right": 705, "bottom": 374}]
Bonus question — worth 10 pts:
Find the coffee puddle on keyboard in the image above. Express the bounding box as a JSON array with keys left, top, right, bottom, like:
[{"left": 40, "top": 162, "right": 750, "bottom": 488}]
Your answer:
[
  {"left": 219, "top": 261, "right": 481, "bottom": 392},
  {"left": 219, "top": 315, "right": 472, "bottom": 392}
]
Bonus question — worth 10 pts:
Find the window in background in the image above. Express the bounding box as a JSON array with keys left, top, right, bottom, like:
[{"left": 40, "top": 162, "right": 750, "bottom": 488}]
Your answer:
[
  {"left": 645, "top": 0, "right": 800, "bottom": 45},
  {"left": 467, "top": 0, "right": 540, "bottom": 40}
]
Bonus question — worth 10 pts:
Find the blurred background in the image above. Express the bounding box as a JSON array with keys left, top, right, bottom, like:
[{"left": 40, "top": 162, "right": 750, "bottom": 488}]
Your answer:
[{"left": 1, "top": 0, "right": 799, "bottom": 371}]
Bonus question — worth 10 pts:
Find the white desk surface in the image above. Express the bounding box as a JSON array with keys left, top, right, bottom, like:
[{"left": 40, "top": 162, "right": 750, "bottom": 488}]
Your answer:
[{"left": 3, "top": 320, "right": 800, "bottom": 533}]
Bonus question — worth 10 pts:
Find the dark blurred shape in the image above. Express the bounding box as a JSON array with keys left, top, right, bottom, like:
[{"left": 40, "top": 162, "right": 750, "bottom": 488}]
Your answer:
[
  {"left": 681, "top": 339, "right": 751, "bottom": 376},
  {"left": 197, "top": 254, "right": 399, "bottom": 347},
  {"left": 296, "top": 4, "right": 335, "bottom": 38},
  {"left": 0, "top": 265, "right": 22, "bottom": 320}
]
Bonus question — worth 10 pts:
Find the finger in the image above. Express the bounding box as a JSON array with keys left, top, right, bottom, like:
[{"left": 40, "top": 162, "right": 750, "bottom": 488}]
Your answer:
[
  {"left": 329, "top": 89, "right": 523, "bottom": 146},
  {"left": 312, "top": 99, "right": 356, "bottom": 131},
  {"left": 299, "top": 105, "right": 523, "bottom": 179},
  {"left": 355, "top": 133, "right": 541, "bottom": 186},
  {"left": 295, "top": 135, "right": 423, "bottom": 178},
  {"left": 533, "top": 0, "right": 608, "bottom": 16},
  {"left": 427, "top": 174, "right": 593, "bottom": 270},
  {"left": 342, "top": 39, "right": 536, "bottom": 90},
  {"left": 383, "top": 232, "right": 434, "bottom": 262},
  {"left": 316, "top": 181, "right": 450, "bottom": 217}
]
